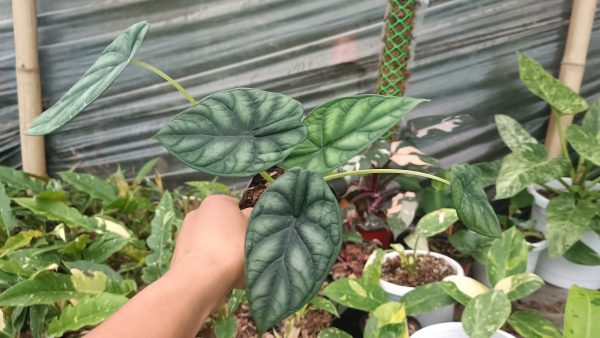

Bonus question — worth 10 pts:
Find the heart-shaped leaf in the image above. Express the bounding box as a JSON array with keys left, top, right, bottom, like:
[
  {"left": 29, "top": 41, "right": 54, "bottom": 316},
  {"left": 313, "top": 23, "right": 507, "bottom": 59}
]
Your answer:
[
  {"left": 415, "top": 208, "right": 459, "bottom": 238},
  {"left": 494, "top": 273, "right": 543, "bottom": 301},
  {"left": 547, "top": 195, "right": 597, "bottom": 257},
  {"left": 155, "top": 88, "right": 307, "bottom": 176},
  {"left": 281, "top": 95, "right": 426, "bottom": 173},
  {"left": 567, "top": 124, "right": 600, "bottom": 167},
  {"left": 450, "top": 164, "right": 501, "bottom": 238},
  {"left": 462, "top": 290, "right": 511, "bottom": 338},
  {"left": 486, "top": 227, "right": 528, "bottom": 285},
  {"left": 518, "top": 53, "right": 588, "bottom": 116},
  {"left": 495, "top": 115, "right": 538, "bottom": 152},
  {"left": 245, "top": 168, "right": 342, "bottom": 332},
  {"left": 27, "top": 21, "right": 149, "bottom": 135},
  {"left": 564, "top": 285, "right": 600, "bottom": 338},
  {"left": 508, "top": 311, "right": 562, "bottom": 338}
]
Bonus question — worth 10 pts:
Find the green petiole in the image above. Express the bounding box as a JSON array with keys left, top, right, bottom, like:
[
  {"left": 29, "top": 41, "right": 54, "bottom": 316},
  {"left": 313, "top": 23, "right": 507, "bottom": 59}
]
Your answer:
[
  {"left": 130, "top": 59, "right": 198, "bottom": 106},
  {"left": 323, "top": 169, "right": 450, "bottom": 185}
]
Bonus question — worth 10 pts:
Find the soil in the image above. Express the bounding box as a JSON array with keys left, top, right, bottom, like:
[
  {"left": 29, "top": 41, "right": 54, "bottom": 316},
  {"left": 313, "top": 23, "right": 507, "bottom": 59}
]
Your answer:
[
  {"left": 537, "top": 189, "right": 558, "bottom": 199},
  {"left": 239, "top": 168, "right": 284, "bottom": 209},
  {"left": 331, "top": 241, "right": 380, "bottom": 280},
  {"left": 381, "top": 254, "right": 456, "bottom": 287}
]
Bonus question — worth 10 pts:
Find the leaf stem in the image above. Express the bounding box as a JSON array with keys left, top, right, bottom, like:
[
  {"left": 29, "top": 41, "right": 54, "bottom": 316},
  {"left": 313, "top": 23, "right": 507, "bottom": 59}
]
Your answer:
[
  {"left": 259, "top": 171, "right": 274, "bottom": 184},
  {"left": 323, "top": 169, "right": 450, "bottom": 185},
  {"left": 554, "top": 116, "right": 574, "bottom": 176},
  {"left": 130, "top": 59, "right": 198, "bottom": 105}
]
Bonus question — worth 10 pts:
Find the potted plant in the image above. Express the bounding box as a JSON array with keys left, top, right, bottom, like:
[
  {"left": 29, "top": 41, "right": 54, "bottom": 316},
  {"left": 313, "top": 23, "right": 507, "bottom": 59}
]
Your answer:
[
  {"left": 410, "top": 322, "right": 515, "bottom": 338},
  {"left": 493, "top": 53, "right": 600, "bottom": 289},
  {"left": 23, "top": 21, "right": 503, "bottom": 333}
]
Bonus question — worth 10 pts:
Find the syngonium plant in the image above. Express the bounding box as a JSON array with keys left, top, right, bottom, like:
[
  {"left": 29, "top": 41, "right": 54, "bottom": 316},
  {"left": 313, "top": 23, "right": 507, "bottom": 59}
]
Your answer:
[
  {"left": 493, "top": 53, "right": 600, "bottom": 265},
  {"left": 27, "top": 21, "right": 502, "bottom": 331}
]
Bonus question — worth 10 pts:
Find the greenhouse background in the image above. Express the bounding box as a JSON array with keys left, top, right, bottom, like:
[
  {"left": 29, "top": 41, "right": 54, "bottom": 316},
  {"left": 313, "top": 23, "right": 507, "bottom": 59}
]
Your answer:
[{"left": 2, "top": 0, "right": 599, "bottom": 184}]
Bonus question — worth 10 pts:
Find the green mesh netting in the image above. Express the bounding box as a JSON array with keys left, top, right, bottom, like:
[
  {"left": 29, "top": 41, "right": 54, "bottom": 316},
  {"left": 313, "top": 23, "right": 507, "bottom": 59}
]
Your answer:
[{"left": 376, "top": 0, "right": 416, "bottom": 97}]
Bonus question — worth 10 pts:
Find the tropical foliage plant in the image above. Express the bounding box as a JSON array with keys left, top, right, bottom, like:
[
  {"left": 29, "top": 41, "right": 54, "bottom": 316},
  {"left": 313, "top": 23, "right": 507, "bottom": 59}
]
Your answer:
[
  {"left": 493, "top": 53, "right": 600, "bottom": 265},
  {"left": 20, "top": 21, "right": 503, "bottom": 332}
]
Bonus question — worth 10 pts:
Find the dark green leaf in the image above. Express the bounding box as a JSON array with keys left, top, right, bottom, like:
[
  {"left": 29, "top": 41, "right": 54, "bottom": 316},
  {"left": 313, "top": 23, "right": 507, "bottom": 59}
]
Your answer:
[
  {"left": 486, "top": 227, "right": 529, "bottom": 285},
  {"left": 59, "top": 171, "right": 117, "bottom": 203},
  {"left": 450, "top": 164, "right": 501, "bottom": 238},
  {"left": 472, "top": 161, "right": 501, "bottom": 188},
  {"left": 563, "top": 240, "right": 600, "bottom": 266},
  {"left": 323, "top": 278, "right": 387, "bottom": 312},
  {"left": 245, "top": 168, "right": 342, "bottom": 331},
  {"left": 494, "top": 273, "right": 543, "bottom": 301},
  {"left": 495, "top": 145, "right": 570, "bottom": 199},
  {"left": 415, "top": 208, "right": 458, "bottom": 238},
  {"left": 508, "top": 311, "right": 562, "bottom": 338},
  {"left": 142, "top": 192, "right": 175, "bottom": 283},
  {"left": 29, "top": 305, "right": 48, "bottom": 338},
  {"left": 0, "top": 166, "right": 44, "bottom": 192},
  {"left": 462, "top": 290, "right": 511, "bottom": 338},
  {"left": 0, "top": 273, "right": 81, "bottom": 306},
  {"left": 0, "top": 184, "right": 16, "bottom": 235},
  {"left": 564, "top": 285, "right": 600, "bottom": 338},
  {"left": 27, "top": 21, "right": 150, "bottom": 135},
  {"left": 518, "top": 52, "right": 589, "bottom": 116},
  {"left": 547, "top": 195, "right": 597, "bottom": 257},
  {"left": 495, "top": 115, "right": 538, "bottom": 152},
  {"left": 12, "top": 198, "right": 101, "bottom": 232},
  {"left": 402, "top": 282, "right": 455, "bottom": 315},
  {"left": 567, "top": 124, "right": 600, "bottom": 167},
  {"left": 155, "top": 88, "right": 306, "bottom": 176},
  {"left": 449, "top": 230, "right": 493, "bottom": 258},
  {"left": 83, "top": 235, "right": 129, "bottom": 263},
  {"left": 281, "top": 95, "right": 426, "bottom": 173}
]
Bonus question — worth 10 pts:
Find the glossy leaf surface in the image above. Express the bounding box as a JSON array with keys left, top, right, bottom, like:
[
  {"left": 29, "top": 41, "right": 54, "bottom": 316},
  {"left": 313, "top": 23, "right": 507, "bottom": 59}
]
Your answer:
[
  {"left": 245, "top": 168, "right": 342, "bottom": 331},
  {"left": 508, "top": 311, "right": 562, "bottom": 338},
  {"left": 563, "top": 240, "right": 600, "bottom": 266},
  {"left": 27, "top": 22, "right": 149, "bottom": 135},
  {"left": 494, "top": 273, "right": 543, "bottom": 301},
  {"left": 155, "top": 88, "right": 306, "bottom": 176},
  {"left": 462, "top": 290, "right": 511, "bottom": 338}
]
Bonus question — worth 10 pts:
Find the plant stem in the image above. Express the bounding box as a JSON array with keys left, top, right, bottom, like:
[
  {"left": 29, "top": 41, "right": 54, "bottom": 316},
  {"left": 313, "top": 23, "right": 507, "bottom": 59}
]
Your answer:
[
  {"left": 557, "top": 177, "right": 576, "bottom": 193},
  {"left": 259, "top": 171, "right": 274, "bottom": 184},
  {"left": 323, "top": 169, "right": 449, "bottom": 185},
  {"left": 589, "top": 174, "right": 600, "bottom": 187},
  {"left": 554, "top": 116, "right": 574, "bottom": 176},
  {"left": 130, "top": 59, "right": 198, "bottom": 105},
  {"left": 539, "top": 183, "right": 561, "bottom": 195}
]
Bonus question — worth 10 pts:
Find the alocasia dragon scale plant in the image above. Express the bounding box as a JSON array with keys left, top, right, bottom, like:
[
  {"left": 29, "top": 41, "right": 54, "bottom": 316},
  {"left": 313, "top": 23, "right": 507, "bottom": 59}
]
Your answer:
[{"left": 27, "top": 22, "right": 501, "bottom": 332}]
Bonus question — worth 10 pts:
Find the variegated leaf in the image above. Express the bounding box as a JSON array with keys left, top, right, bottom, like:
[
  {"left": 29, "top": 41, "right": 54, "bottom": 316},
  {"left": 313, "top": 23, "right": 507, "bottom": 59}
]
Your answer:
[
  {"left": 462, "top": 290, "right": 511, "bottom": 338},
  {"left": 487, "top": 227, "right": 529, "bottom": 285},
  {"left": 494, "top": 273, "right": 543, "bottom": 301}
]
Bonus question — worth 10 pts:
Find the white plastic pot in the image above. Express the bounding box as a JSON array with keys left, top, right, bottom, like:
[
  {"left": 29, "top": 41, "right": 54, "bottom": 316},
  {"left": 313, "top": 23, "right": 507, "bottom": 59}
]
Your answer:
[
  {"left": 471, "top": 239, "right": 547, "bottom": 287},
  {"left": 379, "top": 251, "right": 464, "bottom": 327},
  {"left": 410, "top": 322, "right": 515, "bottom": 338},
  {"left": 528, "top": 179, "right": 600, "bottom": 289}
]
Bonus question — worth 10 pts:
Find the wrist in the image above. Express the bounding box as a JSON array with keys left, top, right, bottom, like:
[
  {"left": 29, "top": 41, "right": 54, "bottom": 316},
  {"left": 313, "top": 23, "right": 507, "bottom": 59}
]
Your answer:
[{"left": 168, "top": 250, "right": 243, "bottom": 290}]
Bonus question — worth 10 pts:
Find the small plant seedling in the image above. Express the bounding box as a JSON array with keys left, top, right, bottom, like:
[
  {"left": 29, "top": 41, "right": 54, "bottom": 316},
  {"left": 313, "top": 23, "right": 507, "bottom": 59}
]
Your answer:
[{"left": 28, "top": 21, "right": 502, "bottom": 331}]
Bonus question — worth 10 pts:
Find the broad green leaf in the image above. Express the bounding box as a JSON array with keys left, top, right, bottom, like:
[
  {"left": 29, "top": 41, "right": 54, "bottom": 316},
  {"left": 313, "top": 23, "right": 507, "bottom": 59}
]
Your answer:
[
  {"left": 495, "top": 115, "right": 538, "bottom": 152},
  {"left": 134, "top": 157, "right": 159, "bottom": 183},
  {"left": 567, "top": 124, "right": 600, "bottom": 167},
  {"left": 245, "top": 168, "right": 342, "bottom": 332},
  {"left": 362, "top": 249, "right": 384, "bottom": 286},
  {"left": 415, "top": 208, "right": 458, "bottom": 238},
  {"left": 30, "top": 305, "right": 48, "bottom": 338},
  {"left": 214, "top": 317, "right": 237, "bottom": 338},
  {"left": 83, "top": 235, "right": 129, "bottom": 263},
  {"left": 564, "top": 285, "right": 600, "bottom": 338},
  {"left": 487, "top": 227, "right": 529, "bottom": 285},
  {"left": 450, "top": 164, "right": 501, "bottom": 238},
  {"left": 27, "top": 22, "right": 150, "bottom": 135},
  {"left": 442, "top": 276, "right": 489, "bottom": 303},
  {"left": 13, "top": 198, "right": 101, "bottom": 232},
  {"left": 0, "top": 230, "right": 42, "bottom": 258},
  {"left": 0, "top": 166, "right": 44, "bottom": 192},
  {"left": 70, "top": 269, "right": 107, "bottom": 294},
  {"left": 155, "top": 88, "right": 306, "bottom": 176},
  {"left": 494, "top": 273, "right": 543, "bottom": 301},
  {"left": 323, "top": 278, "right": 387, "bottom": 312},
  {"left": 402, "top": 282, "right": 455, "bottom": 315},
  {"left": 317, "top": 327, "right": 353, "bottom": 338},
  {"left": 63, "top": 260, "right": 122, "bottom": 282},
  {"left": 508, "top": 311, "right": 561, "bottom": 338},
  {"left": 582, "top": 97, "right": 600, "bottom": 133},
  {"left": 59, "top": 171, "right": 117, "bottom": 203},
  {"left": 472, "top": 161, "right": 501, "bottom": 188},
  {"left": 0, "top": 184, "right": 16, "bottom": 235},
  {"left": 309, "top": 296, "right": 339, "bottom": 317},
  {"left": 47, "top": 293, "right": 127, "bottom": 337},
  {"left": 448, "top": 230, "right": 492, "bottom": 263},
  {"left": 518, "top": 52, "right": 589, "bottom": 116},
  {"left": 563, "top": 240, "right": 600, "bottom": 266},
  {"left": 495, "top": 145, "right": 570, "bottom": 199},
  {"left": 281, "top": 95, "right": 426, "bottom": 173},
  {"left": 0, "top": 273, "right": 82, "bottom": 306},
  {"left": 547, "top": 195, "right": 597, "bottom": 257},
  {"left": 462, "top": 290, "right": 511, "bottom": 338},
  {"left": 142, "top": 192, "right": 175, "bottom": 283}
]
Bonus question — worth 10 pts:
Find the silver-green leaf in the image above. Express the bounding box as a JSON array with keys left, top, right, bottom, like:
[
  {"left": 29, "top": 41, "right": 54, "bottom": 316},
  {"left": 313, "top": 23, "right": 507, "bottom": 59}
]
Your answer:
[
  {"left": 567, "top": 124, "right": 600, "bottom": 167},
  {"left": 27, "top": 21, "right": 150, "bottom": 135},
  {"left": 155, "top": 88, "right": 307, "bottom": 177},
  {"left": 245, "top": 168, "right": 342, "bottom": 332},
  {"left": 518, "top": 52, "right": 589, "bottom": 116},
  {"left": 547, "top": 195, "right": 597, "bottom": 257},
  {"left": 495, "top": 114, "right": 538, "bottom": 152},
  {"left": 281, "top": 95, "right": 426, "bottom": 173},
  {"left": 462, "top": 290, "right": 511, "bottom": 338},
  {"left": 486, "top": 227, "right": 529, "bottom": 285},
  {"left": 582, "top": 97, "right": 600, "bottom": 133}
]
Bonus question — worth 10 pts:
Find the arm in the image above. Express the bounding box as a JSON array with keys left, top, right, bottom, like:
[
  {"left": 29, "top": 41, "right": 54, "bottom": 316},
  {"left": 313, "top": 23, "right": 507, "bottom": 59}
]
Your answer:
[{"left": 87, "top": 195, "right": 250, "bottom": 338}]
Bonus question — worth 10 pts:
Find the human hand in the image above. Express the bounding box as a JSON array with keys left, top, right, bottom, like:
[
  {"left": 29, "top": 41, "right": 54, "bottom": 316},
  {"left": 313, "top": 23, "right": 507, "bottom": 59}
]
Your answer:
[{"left": 170, "top": 195, "right": 252, "bottom": 289}]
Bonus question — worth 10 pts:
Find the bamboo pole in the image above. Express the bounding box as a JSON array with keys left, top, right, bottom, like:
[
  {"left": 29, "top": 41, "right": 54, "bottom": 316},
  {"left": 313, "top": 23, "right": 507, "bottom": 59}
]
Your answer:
[
  {"left": 545, "top": 0, "right": 597, "bottom": 158},
  {"left": 12, "top": 0, "right": 46, "bottom": 176}
]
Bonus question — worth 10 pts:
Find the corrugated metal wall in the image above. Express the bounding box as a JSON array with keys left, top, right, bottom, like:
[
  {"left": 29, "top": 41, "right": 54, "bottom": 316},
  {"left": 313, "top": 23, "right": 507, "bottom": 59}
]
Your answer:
[{"left": 1, "top": 0, "right": 599, "bottom": 185}]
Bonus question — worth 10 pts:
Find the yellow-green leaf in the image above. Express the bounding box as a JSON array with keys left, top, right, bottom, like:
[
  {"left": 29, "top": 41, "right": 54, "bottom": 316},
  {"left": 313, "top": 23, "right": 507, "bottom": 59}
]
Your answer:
[
  {"left": 415, "top": 208, "right": 458, "bottom": 238},
  {"left": 462, "top": 290, "right": 511, "bottom": 338},
  {"left": 486, "top": 227, "right": 529, "bottom": 285},
  {"left": 508, "top": 311, "right": 561, "bottom": 338},
  {"left": 494, "top": 273, "right": 543, "bottom": 301},
  {"left": 564, "top": 285, "right": 600, "bottom": 338}
]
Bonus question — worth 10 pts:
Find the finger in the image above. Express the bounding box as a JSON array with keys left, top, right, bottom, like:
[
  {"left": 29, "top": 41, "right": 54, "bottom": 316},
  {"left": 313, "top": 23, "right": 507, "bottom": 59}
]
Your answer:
[{"left": 241, "top": 208, "right": 253, "bottom": 218}]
